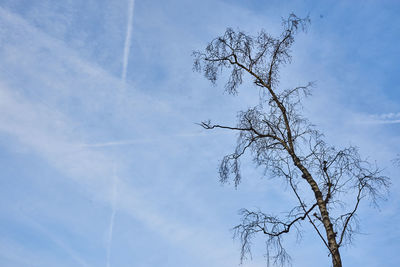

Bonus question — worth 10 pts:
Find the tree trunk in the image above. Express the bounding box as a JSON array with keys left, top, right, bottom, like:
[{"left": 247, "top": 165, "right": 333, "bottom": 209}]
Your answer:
[
  {"left": 331, "top": 248, "right": 342, "bottom": 267},
  {"left": 292, "top": 156, "right": 343, "bottom": 267},
  {"left": 319, "top": 201, "right": 342, "bottom": 267}
]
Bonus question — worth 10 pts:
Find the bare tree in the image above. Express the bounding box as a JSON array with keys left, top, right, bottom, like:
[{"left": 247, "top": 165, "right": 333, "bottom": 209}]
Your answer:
[{"left": 193, "top": 14, "right": 389, "bottom": 267}]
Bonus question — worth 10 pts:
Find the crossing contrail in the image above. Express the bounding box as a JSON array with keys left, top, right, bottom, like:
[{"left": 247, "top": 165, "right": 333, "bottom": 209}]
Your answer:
[
  {"left": 121, "top": 0, "right": 135, "bottom": 83},
  {"left": 106, "top": 1, "right": 135, "bottom": 264}
]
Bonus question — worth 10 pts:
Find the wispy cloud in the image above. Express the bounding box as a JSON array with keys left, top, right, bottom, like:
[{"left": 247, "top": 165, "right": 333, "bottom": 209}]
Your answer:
[
  {"left": 375, "top": 112, "right": 400, "bottom": 120},
  {"left": 0, "top": 7, "right": 249, "bottom": 267},
  {"left": 375, "top": 120, "right": 400, "bottom": 124},
  {"left": 361, "top": 112, "right": 400, "bottom": 124},
  {"left": 0, "top": 61, "right": 237, "bottom": 267},
  {"left": 27, "top": 217, "right": 90, "bottom": 267}
]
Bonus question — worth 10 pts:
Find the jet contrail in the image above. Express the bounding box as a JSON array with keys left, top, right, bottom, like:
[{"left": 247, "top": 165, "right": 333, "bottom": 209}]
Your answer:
[
  {"left": 81, "top": 132, "right": 211, "bottom": 148},
  {"left": 121, "top": 0, "right": 135, "bottom": 83},
  {"left": 106, "top": 164, "right": 118, "bottom": 267},
  {"left": 106, "top": 1, "right": 135, "bottom": 263},
  {"left": 81, "top": 139, "right": 150, "bottom": 148}
]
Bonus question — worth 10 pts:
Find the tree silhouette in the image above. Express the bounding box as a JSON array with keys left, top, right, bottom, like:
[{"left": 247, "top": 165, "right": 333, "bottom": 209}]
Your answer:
[{"left": 193, "top": 14, "right": 389, "bottom": 267}]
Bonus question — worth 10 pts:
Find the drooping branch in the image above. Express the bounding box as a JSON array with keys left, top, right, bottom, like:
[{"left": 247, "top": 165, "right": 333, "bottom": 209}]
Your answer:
[{"left": 233, "top": 202, "right": 317, "bottom": 265}]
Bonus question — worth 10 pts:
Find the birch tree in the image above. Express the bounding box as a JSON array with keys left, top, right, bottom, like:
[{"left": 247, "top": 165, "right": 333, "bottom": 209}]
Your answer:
[{"left": 193, "top": 14, "right": 389, "bottom": 267}]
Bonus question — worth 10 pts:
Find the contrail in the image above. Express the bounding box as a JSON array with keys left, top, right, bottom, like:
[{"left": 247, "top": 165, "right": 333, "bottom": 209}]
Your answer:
[
  {"left": 81, "top": 132, "right": 210, "bottom": 148},
  {"left": 82, "top": 139, "right": 150, "bottom": 148},
  {"left": 105, "top": 1, "right": 135, "bottom": 264},
  {"left": 121, "top": 0, "right": 135, "bottom": 83},
  {"left": 106, "top": 164, "right": 118, "bottom": 267}
]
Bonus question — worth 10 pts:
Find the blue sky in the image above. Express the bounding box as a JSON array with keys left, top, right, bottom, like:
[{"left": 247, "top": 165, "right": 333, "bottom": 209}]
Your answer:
[{"left": 0, "top": 0, "right": 399, "bottom": 266}]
